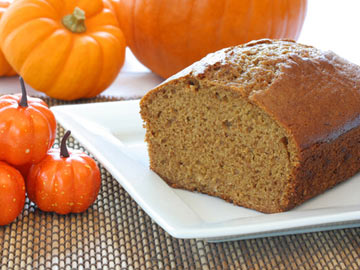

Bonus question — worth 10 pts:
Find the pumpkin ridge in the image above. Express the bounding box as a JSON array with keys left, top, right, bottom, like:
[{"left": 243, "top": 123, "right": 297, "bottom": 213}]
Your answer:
[
  {"left": 69, "top": 158, "right": 78, "bottom": 211},
  {"left": 244, "top": 0, "right": 254, "bottom": 43},
  {"left": 44, "top": 43, "right": 94, "bottom": 100},
  {"left": 84, "top": 34, "right": 104, "bottom": 98},
  {"left": 31, "top": 0, "right": 59, "bottom": 17},
  {"left": 48, "top": 159, "right": 62, "bottom": 212},
  {"left": 73, "top": 159, "right": 84, "bottom": 210},
  {"left": 0, "top": 0, "right": 17, "bottom": 78},
  {"left": 28, "top": 99, "right": 52, "bottom": 111},
  {"left": 130, "top": 0, "right": 138, "bottom": 57},
  {"left": 27, "top": 106, "right": 53, "bottom": 155},
  {"left": 36, "top": 161, "right": 47, "bottom": 204},
  {"left": 86, "top": 24, "right": 120, "bottom": 35},
  {"left": 44, "top": 35, "right": 100, "bottom": 100},
  {"left": 0, "top": 99, "right": 17, "bottom": 109},
  {"left": 24, "top": 107, "right": 36, "bottom": 161},
  {"left": 259, "top": 0, "right": 271, "bottom": 38},
  {"left": 5, "top": 18, "right": 58, "bottom": 71},
  {"left": 38, "top": 0, "right": 58, "bottom": 14},
  {"left": 18, "top": 28, "right": 57, "bottom": 75},
  {"left": 214, "top": 0, "right": 228, "bottom": 50},
  {"left": 3, "top": 112, "right": 20, "bottom": 163},
  {"left": 152, "top": 0, "right": 165, "bottom": 67},
  {"left": 2, "top": 17, "right": 57, "bottom": 51},
  {"left": 34, "top": 31, "right": 76, "bottom": 95},
  {"left": 6, "top": 2, "right": 59, "bottom": 26},
  {"left": 84, "top": 27, "right": 124, "bottom": 97},
  {"left": 0, "top": 111, "right": 13, "bottom": 156},
  {"left": 280, "top": 0, "right": 289, "bottom": 38},
  {"left": 184, "top": 0, "right": 195, "bottom": 66},
  {"left": 26, "top": 162, "right": 37, "bottom": 202},
  {"left": 268, "top": 0, "right": 274, "bottom": 37},
  {"left": 82, "top": 5, "right": 111, "bottom": 22}
]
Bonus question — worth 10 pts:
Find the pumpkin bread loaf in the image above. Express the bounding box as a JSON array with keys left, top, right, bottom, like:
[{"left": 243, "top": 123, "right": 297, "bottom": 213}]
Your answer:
[{"left": 140, "top": 39, "right": 360, "bottom": 213}]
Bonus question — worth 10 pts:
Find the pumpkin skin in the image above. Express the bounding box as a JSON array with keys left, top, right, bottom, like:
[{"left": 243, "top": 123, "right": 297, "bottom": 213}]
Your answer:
[
  {"left": 0, "top": 1, "right": 15, "bottom": 77},
  {"left": 0, "top": 0, "right": 126, "bottom": 100},
  {"left": 112, "top": 0, "right": 307, "bottom": 78},
  {"left": 0, "top": 79, "right": 57, "bottom": 166},
  {"left": 14, "top": 163, "right": 32, "bottom": 179},
  {"left": 26, "top": 131, "right": 101, "bottom": 215},
  {"left": 0, "top": 161, "right": 26, "bottom": 226}
]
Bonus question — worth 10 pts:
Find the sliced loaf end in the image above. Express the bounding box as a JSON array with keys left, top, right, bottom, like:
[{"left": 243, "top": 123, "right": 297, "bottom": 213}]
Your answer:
[{"left": 140, "top": 77, "right": 297, "bottom": 213}]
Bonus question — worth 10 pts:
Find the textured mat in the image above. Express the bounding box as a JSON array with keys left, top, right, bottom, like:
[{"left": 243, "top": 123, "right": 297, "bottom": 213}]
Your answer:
[{"left": 0, "top": 95, "right": 359, "bottom": 270}]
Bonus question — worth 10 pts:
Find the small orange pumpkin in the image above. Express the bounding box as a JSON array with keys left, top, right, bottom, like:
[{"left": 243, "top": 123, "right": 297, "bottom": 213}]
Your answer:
[
  {"left": 112, "top": 0, "right": 307, "bottom": 78},
  {"left": 0, "top": 77, "right": 57, "bottom": 166},
  {"left": 0, "top": 161, "right": 25, "bottom": 226},
  {"left": 0, "top": 0, "right": 126, "bottom": 100},
  {"left": 0, "top": 1, "right": 15, "bottom": 76},
  {"left": 27, "top": 131, "right": 101, "bottom": 215}
]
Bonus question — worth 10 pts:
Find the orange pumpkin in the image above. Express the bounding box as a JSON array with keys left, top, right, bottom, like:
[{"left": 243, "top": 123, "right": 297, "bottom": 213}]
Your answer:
[
  {"left": 0, "top": 161, "right": 25, "bottom": 226},
  {"left": 0, "top": 78, "right": 57, "bottom": 166},
  {"left": 112, "top": 0, "right": 307, "bottom": 78},
  {"left": 0, "top": 1, "right": 15, "bottom": 76},
  {"left": 26, "top": 131, "right": 101, "bottom": 215},
  {"left": 0, "top": 0, "right": 126, "bottom": 100}
]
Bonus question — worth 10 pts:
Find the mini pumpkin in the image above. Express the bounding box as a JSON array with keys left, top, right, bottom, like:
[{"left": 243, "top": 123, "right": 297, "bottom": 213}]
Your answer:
[
  {"left": 0, "top": 161, "right": 25, "bottom": 226},
  {"left": 0, "top": 0, "right": 126, "bottom": 100},
  {"left": 112, "top": 0, "right": 307, "bottom": 78},
  {"left": 26, "top": 131, "right": 101, "bottom": 215},
  {"left": 0, "top": 77, "right": 56, "bottom": 165},
  {"left": 0, "top": 1, "right": 15, "bottom": 76}
]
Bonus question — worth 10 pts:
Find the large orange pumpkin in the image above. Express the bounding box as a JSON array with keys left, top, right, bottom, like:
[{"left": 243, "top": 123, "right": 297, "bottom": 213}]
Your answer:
[
  {"left": 112, "top": 0, "right": 307, "bottom": 78},
  {"left": 0, "top": 1, "right": 15, "bottom": 77},
  {"left": 0, "top": 0, "right": 126, "bottom": 100}
]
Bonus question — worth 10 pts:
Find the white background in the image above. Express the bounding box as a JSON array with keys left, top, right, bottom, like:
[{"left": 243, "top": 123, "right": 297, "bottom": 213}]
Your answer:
[{"left": 0, "top": 0, "right": 359, "bottom": 97}]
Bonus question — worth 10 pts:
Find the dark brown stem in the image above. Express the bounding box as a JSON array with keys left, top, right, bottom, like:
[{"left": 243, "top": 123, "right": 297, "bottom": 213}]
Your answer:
[
  {"left": 19, "top": 77, "right": 28, "bottom": 107},
  {"left": 60, "top": 131, "right": 71, "bottom": 158}
]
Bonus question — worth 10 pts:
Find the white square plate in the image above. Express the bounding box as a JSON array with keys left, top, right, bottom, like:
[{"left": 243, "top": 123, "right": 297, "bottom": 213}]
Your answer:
[{"left": 51, "top": 100, "right": 360, "bottom": 242}]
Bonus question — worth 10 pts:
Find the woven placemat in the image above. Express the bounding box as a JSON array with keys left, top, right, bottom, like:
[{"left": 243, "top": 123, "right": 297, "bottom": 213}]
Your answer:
[{"left": 0, "top": 95, "right": 359, "bottom": 270}]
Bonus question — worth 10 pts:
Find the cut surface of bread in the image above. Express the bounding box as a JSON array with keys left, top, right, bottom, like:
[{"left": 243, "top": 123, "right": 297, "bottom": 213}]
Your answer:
[{"left": 140, "top": 39, "right": 360, "bottom": 213}]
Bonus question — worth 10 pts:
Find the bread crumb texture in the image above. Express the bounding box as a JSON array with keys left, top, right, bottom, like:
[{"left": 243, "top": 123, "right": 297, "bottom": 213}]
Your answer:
[{"left": 140, "top": 39, "right": 360, "bottom": 213}]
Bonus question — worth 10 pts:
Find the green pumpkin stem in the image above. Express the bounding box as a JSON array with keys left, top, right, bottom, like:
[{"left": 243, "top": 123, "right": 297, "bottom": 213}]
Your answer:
[
  {"left": 62, "top": 7, "right": 87, "bottom": 33},
  {"left": 19, "top": 77, "right": 28, "bottom": 108},
  {"left": 60, "top": 131, "right": 71, "bottom": 158}
]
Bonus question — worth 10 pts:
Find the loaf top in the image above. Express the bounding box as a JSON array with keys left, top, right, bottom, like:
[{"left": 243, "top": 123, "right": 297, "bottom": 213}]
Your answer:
[{"left": 158, "top": 39, "right": 360, "bottom": 150}]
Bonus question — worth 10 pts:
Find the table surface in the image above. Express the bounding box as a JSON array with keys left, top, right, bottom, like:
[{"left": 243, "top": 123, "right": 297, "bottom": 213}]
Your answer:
[{"left": 0, "top": 0, "right": 360, "bottom": 98}]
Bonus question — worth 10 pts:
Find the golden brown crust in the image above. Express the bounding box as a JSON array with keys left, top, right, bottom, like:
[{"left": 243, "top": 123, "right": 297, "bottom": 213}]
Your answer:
[{"left": 252, "top": 50, "right": 360, "bottom": 150}]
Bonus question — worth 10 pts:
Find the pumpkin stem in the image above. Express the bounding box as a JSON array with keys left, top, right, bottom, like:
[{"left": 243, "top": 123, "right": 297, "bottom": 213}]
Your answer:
[
  {"left": 60, "top": 131, "right": 71, "bottom": 158},
  {"left": 62, "top": 7, "right": 86, "bottom": 33},
  {"left": 19, "top": 77, "right": 28, "bottom": 108}
]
